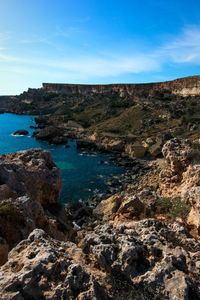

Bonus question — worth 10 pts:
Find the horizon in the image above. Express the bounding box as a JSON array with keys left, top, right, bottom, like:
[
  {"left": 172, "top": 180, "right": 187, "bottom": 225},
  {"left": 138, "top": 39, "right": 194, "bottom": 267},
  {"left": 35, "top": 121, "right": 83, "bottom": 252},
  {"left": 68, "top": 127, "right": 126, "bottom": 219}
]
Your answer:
[{"left": 1, "top": 0, "right": 200, "bottom": 95}]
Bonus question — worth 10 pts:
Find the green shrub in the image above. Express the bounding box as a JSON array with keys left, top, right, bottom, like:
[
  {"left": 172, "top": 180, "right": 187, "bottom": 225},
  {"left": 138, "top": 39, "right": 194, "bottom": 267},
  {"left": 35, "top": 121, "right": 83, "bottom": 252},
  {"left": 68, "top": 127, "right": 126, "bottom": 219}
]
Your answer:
[
  {"left": 157, "top": 197, "right": 172, "bottom": 214},
  {"left": 156, "top": 197, "right": 190, "bottom": 220},
  {"left": 170, "top": 198, "right": 190, "bottom": 220},
  {"left": 0, "top": 202, "right": 18, "bottom": 218}
]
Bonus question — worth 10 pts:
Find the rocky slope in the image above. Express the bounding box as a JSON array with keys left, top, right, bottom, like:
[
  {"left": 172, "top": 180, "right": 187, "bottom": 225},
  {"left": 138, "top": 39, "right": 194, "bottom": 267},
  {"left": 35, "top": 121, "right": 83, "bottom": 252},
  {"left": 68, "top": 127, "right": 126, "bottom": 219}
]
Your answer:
[{"left": 0, "top": 139, "right": 199, "bottom": 299}]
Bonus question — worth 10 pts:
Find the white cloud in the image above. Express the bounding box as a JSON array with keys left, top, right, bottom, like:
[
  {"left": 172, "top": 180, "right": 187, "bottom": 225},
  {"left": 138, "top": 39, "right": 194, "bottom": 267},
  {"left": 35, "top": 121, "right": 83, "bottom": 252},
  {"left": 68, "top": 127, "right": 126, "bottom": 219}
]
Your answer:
[
  {"left": 162, "top": 26, "right": 200, "bottom": 64},
  {"left": 40, "top": 54, "right": 160, "bottom": 77}
]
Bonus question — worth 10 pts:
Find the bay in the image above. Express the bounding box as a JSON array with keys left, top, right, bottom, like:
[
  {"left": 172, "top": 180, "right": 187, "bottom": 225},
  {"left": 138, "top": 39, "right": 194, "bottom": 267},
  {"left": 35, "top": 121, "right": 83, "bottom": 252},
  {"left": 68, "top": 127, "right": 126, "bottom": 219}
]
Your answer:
[{"left": 0, "top": 113, "right": 124, "bottom": 202}]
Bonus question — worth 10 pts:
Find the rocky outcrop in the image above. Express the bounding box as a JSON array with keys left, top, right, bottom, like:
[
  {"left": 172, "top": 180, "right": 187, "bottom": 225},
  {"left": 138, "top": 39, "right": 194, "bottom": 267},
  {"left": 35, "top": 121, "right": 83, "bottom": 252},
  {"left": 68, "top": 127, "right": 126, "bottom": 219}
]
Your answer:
[
  {"left": 94, "top": 188, "right": 158, "bottom": 223},
  {"left": 0, "top": 229, "right": 108, "bottom": 300},
  {"left": 0, "top": 150, "right": 74, "bottom": 258},
  {"left": 160, "top": 139, "right": 200, "bottom": 197},
  {"left": 79, "top": 219, "right": 200, "bottom": 299},
  {"left": 33, "top": 126, "right": 68, "bottom": 145},
  {"left": 160, "top": 138, "right": 200, "bottom": 231},
  {"left": 125, "top": 143, "right": 146, "bottom": 158},
  {"left": 0, "top": 149, "right": 61, "bottom": 204},
  {"left": 13, "top": 129, "right": 29, "bottom": 136},
  {"left": 0, "top": 219, "right": 199, "bottom": 299}
]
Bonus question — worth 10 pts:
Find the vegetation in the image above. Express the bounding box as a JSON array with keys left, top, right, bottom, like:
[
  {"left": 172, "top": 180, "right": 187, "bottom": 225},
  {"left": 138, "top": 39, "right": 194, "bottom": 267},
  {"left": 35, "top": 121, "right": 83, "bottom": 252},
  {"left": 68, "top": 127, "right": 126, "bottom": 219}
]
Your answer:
[
  {"left": 156, "top": 197, "right": 190, "bottom": 220},
  {"left": 0, "top": 202, "right": 18, "bottom": 219}
]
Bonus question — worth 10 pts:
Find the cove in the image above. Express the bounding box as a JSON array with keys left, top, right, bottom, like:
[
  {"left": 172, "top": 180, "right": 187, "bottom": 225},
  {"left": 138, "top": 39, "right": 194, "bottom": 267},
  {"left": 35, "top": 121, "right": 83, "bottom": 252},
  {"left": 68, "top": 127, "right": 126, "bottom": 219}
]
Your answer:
[{"left": 0, "top": 113, "right": 124, "bottom": 203}]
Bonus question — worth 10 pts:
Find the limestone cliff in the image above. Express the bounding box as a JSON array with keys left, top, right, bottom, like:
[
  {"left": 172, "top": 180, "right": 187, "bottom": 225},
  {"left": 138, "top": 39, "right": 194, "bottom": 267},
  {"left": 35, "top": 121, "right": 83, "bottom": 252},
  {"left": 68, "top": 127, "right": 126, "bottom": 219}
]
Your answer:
[{"left": 42, "top": 75, "right": 200, "bottom": 97}]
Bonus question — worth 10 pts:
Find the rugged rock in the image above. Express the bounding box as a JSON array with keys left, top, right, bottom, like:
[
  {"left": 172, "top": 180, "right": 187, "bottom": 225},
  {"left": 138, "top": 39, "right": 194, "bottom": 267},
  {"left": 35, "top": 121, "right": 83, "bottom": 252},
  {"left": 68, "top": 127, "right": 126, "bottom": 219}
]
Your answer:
[
  {"left": 94, "top": 188, "right": 158, "bottom": 222},
  {"left": 94, "top": 194, "right": 122, "bottom": 220},
  {"left": 125, "top": 143, "right": 146, "bottom": 158},
  {"left": 0, "top": 229, "right": 108, "bottom": 300},
  {"left": 186, "top": 186, "right": 200, "bottom": 232},
  {"left": 160, "top": 138, "right": 200, "bottom": 197},
  {"left": 0, "top": 150, "right": 74, "bottom": 254},
  {"left": 159, "top": 138, "right": 200, "bottom": 231},
  {"left": 80, "top": 219, "right": 200, "bottom": 299},
  {"left": 1, "top": 219, "right": 200, "bottom": 299},
  {"left": 0, "top": 237, "right": 8, "bottom": 266},
  {"left": 33, "top": 126, "right": 67, "bottom": 145},
  {"left": 0, "top": 149, "right": 61, "bottom": 204}
]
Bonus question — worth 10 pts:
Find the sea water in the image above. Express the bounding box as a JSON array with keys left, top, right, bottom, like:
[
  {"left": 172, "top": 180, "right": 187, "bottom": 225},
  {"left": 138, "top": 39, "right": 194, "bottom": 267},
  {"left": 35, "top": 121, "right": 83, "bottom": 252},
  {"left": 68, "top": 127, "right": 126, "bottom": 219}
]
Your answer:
[{"left": 0, "top": 113, "right": 124, "bottom": 202}]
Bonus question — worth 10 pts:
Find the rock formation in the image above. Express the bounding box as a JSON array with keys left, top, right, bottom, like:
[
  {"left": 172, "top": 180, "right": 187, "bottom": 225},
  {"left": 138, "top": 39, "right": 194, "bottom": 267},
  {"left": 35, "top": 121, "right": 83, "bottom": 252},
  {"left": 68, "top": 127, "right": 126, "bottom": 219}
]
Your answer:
[
  {"left": 0, "top": 220, "right": 199, "bottom": 299},
  {"left": 0, "top": 150, "right": 74, "bottom": 265},
  {"left": 160, "top": 138, "right": 200, "bottom": 232},
  {"left": 0, "top": 229, "right": 108, "bottom": 300},
  {"left": 13, "top": 129, "right": 29, "bottom": 136},
  {"left": 42, "top": 75, "right": 200, "bottom": 97},
  {"left": 0, "top": 149, "right": 61, "bottom": 204}
]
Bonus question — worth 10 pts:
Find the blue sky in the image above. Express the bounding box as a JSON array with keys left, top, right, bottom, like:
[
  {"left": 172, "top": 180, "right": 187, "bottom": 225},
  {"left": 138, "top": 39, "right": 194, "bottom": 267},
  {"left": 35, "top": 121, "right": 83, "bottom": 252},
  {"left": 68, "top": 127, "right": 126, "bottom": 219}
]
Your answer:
[{"left": 0, "top": 0, "right": 200, "bottom": 94}]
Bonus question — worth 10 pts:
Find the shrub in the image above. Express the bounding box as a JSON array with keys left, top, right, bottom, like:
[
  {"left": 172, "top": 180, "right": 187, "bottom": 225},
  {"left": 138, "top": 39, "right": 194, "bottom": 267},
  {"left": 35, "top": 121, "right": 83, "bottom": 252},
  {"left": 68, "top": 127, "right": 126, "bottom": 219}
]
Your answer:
[
  {"left": 0, "top": 202, "right": 18, "bottom": 219},
  {"left": 156, "top": 197, "right": 190, "bottom": 220}
]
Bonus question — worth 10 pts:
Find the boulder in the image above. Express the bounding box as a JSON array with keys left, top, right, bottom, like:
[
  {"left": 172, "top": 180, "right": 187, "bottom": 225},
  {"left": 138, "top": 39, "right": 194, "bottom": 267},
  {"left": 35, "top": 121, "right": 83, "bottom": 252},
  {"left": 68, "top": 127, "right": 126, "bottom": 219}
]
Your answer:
[
  {"left": 148, "top": 140, "right": 163, "bottom": 157},
  {"left": 118, "top": 195, "right": 144, "bottom": 217},
  {"left": 94, "top": 194, "right": 122, "bottom": 220},
  {"left": 33, "top": 125, "right": 66, "bottom": 144},
  {"left": 13, "top": 129, "right": 29, "bottom": 136},
  {"left": 125, "top": 143, "right": 146, "bottom": 158}
]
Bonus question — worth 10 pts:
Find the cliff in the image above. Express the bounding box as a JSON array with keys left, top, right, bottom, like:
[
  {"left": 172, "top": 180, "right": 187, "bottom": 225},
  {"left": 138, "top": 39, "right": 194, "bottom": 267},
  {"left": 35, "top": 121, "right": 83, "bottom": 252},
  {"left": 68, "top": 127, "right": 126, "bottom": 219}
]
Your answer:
[{"left": 42, "top": 75, "right": 200, "bottom": 96}]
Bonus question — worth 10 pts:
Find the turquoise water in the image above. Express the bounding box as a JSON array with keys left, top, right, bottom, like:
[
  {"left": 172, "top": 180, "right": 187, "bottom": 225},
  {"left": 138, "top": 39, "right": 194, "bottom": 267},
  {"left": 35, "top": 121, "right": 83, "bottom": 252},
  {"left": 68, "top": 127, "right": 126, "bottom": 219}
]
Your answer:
[{"left": 0, "top": 113, "right": 124, "bottom": 203}]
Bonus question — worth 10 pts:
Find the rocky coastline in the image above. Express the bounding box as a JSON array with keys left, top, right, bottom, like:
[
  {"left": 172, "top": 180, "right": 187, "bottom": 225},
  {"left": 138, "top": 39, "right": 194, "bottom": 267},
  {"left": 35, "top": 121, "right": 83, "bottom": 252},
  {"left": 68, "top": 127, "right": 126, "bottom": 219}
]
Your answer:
[
  {"left": 0, "top": 138, "right": 199, "bottom": 299},
  {"left": 0, "top": 76, "right": 200, "bottom": 299}
]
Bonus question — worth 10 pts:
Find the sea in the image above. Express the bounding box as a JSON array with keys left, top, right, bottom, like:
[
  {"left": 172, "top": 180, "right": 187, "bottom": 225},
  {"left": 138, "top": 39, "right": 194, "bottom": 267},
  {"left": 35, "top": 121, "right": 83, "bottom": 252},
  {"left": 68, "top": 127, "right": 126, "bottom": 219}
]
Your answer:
[{"left": 0, "top": 113, "right": 124, "bottom": 203}]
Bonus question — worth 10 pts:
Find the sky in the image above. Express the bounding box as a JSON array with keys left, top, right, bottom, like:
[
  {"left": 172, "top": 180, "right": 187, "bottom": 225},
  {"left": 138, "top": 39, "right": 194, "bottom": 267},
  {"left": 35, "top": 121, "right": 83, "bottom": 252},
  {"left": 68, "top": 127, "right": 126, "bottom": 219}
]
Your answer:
[{"left": 0, "top": 0, "right": 200, "bottom": 95}]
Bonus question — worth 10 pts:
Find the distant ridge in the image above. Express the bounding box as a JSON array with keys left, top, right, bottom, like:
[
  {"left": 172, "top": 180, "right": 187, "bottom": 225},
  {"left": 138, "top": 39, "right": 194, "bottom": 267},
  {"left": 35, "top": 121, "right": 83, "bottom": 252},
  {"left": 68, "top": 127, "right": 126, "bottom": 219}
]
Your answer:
[{"left": 42, "top": 75, "right": 200, "bottom": 97}]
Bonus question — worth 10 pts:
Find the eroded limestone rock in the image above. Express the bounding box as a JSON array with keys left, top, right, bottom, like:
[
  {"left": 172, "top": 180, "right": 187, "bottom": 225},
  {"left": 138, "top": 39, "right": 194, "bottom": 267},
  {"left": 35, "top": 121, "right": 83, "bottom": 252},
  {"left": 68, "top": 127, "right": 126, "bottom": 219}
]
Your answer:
[
  {"left": 0, "top": 149, "right": 61, "bottom": 204},
  {"left": 0, "top": 229, "right": 108, "bottom": 300}
]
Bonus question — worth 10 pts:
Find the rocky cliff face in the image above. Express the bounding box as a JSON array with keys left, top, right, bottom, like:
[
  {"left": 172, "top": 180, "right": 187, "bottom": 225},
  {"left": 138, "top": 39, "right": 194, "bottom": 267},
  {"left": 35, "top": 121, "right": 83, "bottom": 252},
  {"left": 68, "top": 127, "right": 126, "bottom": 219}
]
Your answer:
[
  {"left": 0, "top": 149, "right": 61, "bottom": 204},
  {"left": 0, "top": 149, "right": 74, "bottom": 265},
  {"left": 160, "top": 138, "right": 200, "bottom": 233},
  {"left": 43, "top": 75, "right": 200, "bottom": 97}
]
